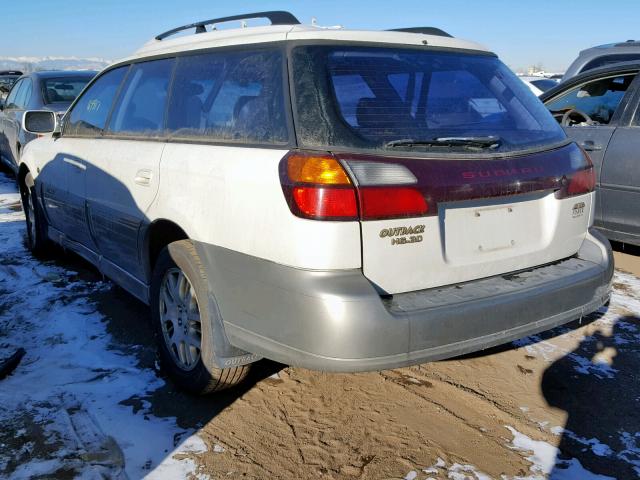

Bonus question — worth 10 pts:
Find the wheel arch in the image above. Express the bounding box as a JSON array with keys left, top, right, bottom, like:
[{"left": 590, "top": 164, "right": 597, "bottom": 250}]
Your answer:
[
  {"left": 17, "top": 163, "right": 34, "bottom": 193},
  {"left": 142, "top": 218, "right": 190, "bottom": 281}
]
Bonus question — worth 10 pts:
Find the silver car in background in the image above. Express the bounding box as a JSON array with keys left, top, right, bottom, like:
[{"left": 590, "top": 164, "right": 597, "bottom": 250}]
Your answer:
[{"left": 0, "top": 70, "right": 96, "bottom": 173}]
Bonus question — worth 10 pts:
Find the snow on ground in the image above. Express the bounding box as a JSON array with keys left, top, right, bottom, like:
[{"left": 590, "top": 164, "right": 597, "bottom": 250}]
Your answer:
[
  {"left": 0, "top": 173, "right": 209, "bottom": 478},
  {"left": 505, "top": 426, "right": 615, "bottom": 480},
  {"left": 513, "top": 270, "right": 640, "bottom": 375},
  {"left": 1, "top": 166, "right": 640, "bottom": 479}
]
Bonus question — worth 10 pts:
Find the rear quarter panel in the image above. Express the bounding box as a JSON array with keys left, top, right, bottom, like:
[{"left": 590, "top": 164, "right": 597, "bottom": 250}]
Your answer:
[{"left": 149, "top": 144, "right": 362, "bottom": 270}]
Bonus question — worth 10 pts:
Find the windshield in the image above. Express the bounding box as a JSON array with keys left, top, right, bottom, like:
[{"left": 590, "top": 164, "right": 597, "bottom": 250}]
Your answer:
[
  {"left": 42, "top": 77, "right": 92, "bottom": 104},
  {"left": 291, "top": 46, "right": 566, "bottom": 155}
]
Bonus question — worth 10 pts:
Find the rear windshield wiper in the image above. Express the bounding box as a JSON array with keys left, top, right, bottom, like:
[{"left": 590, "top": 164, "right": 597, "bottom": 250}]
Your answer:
[{"left": 386, "top": 136, "right": 502, "bottom": 150}]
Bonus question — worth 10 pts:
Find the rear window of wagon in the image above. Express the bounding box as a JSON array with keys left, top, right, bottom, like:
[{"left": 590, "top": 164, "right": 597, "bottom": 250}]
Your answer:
[{"left": 291, "top": 46, "right": 566, "bottom": 155}]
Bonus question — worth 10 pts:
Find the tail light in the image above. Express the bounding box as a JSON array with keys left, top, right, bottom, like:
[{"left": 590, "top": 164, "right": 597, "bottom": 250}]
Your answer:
[
  {"left": 556, "top": 147, "right": 596, "bottom": 199},
  {"left": 280, "top": 144, "right": 593, "bottom": 221},
  {"left": 279, "top": 151, "right": 428, "bottom": 221},
  {"left": 280, "top": 152, "right": 358, "bottom": 220}
]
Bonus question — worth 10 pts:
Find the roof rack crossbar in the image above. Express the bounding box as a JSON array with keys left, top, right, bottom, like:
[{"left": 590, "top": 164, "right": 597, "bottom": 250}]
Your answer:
[
  {"left": 388, "top": 27, "right": 453, "bottom": 38},
  {"left": 155, "top": 10, "right": 300, "bottom": 41}
]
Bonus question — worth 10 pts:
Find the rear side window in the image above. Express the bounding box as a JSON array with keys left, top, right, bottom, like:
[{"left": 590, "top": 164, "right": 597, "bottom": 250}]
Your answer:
[
  {"left": 42, "top": 77, "right": 92, "bottom": 104},
  {"left": 108, "top": 59, "right": 175, "bottom": 137},
  {"left": 15, "top": 78, "right": 32, "bottom": 109},
  {"left": 66, "top": 66, "right": 128, "bottom": 136},
  {"left": 166, "top": 49, "right": 288, "bottom": 144},
  {"left": 545, "top": 74, "right": 635, "bottom": 125}
]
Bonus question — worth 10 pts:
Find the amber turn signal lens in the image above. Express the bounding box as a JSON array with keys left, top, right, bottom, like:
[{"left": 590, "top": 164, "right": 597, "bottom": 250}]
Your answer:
[{"left": 287, "top": 153, "right": 352, "bottom": 185}]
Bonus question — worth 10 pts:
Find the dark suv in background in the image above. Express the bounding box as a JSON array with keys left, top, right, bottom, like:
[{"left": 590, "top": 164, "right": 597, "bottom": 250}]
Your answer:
[
  {"left": 563, "top": 40, "right": 640, "bottom": 80},
  {"left": 0, "top": 70, "right": 22, "bottom": 100}
]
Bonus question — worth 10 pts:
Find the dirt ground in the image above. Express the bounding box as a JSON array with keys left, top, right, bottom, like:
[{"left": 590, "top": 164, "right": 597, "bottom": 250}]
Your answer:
[
  {"left": 613, "top": 242, "right": 640, "bottom": 277},
  {"left": 88, "top": 248, "right": 640, "bottom": 479},
  {"left": 1, "top": 165, "right": 639, "bottom": 479}
]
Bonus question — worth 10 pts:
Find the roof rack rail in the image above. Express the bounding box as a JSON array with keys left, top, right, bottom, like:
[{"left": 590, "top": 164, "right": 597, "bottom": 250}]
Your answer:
[
  {"left": 388, "top": 27, "right": 453, "bottom": 38},
  {"left": 155, "top": 10, "right": 301, "bottom": 41}
]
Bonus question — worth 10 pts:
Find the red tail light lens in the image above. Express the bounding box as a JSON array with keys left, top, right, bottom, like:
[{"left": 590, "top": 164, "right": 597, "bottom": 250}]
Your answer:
[
  {"left": 280, "top": 151, "right": 358, "bottom": 220},
  {"left": 556, "top": 147, "right": 596, "bottom": 198},
  {"left": 360, "top": 187, "right": 428, "bottom": 220},
  {"left": 292, "top": 187, "right": 358, "bottom": 218},
  {"left": 566, "top": 168, "right": 596, "bottom": 196},
  {"left": 280, "top": 151, "right": 430, "bottom": 221}
]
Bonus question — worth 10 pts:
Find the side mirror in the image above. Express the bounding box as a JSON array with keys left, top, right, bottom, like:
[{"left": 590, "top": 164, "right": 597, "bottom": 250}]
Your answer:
[{"left": 22, "top": 110, "right": 61, "bottom": 135}]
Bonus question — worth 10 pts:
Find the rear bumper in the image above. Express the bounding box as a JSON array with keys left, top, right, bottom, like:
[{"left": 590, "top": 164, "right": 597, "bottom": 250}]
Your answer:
[{"left": 195, "top": 229, "right": 613, "bottom": 372}]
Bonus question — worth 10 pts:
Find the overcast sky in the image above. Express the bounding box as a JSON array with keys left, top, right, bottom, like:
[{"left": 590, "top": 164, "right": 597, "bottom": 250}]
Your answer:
[{"left": 2, "top": 0, "right": 639, "bottom": 72}]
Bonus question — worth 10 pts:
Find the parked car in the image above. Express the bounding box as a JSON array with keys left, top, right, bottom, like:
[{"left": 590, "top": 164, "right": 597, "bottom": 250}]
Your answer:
[
  {"left": 18, "top": 11, "right": 612, "bottom": 394},
  {"left": 563, "top": 40, "right": 640, "bottom": 80},
  {"left": 0, "top": 70, "right": 22, "bottom": 100},
  {"left": 0, "top": 70, "right": 96, "bottom": 173},
  {"left": 519, "top": 76, "right": 559, "bottom": 96},
  {"left": 540, "top": 61, "right": 640, "bottom": 247}
]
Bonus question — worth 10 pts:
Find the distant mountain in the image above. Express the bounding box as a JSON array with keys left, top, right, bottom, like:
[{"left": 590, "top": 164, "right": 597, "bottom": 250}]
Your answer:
[{"left": 0, "top": 56, "right": 111, "bottom": 73}]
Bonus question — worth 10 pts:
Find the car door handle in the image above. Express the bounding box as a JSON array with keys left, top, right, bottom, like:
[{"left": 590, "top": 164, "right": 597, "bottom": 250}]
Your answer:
[
  {"left": 134, "top": 169, "right": 153, "bottom": 186},
  {"left": 579, "top": 141, "right": 602, "bottom": 152},
  {"left": 63, "top": 157, "right": 86, "bottom": 170}
]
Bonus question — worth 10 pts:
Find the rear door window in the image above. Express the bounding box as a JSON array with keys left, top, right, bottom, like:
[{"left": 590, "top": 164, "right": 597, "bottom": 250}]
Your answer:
[
  {"left": 108, "top": 58, "right": 175, "bottom": 137},
  {"left": 66, "top": 66, "right": 128, "bottom": 136},
  {"left": 166, "top": 49, "right": 288, "bottom": 144},
  {"left": 546, "top": 74, "right": 636, "bottom": 125}
]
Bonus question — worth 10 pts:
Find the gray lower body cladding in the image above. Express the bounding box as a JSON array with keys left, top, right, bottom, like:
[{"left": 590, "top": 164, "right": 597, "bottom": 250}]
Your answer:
[{"left": 194, "top": 229, "right": 613, "bottom": 372}]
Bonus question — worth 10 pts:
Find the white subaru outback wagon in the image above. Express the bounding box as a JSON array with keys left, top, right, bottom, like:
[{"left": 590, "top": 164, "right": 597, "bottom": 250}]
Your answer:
[{"left": 19, "top": 11, "right": 613, "bottom": 394}]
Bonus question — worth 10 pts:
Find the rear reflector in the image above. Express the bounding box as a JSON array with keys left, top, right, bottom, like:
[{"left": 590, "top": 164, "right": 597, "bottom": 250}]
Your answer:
[{"left": 360, "top": 187, "right": 428, "bottom": 219}]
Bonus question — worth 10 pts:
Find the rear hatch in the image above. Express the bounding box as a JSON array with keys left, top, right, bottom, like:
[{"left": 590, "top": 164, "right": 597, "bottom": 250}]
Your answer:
[
  {"left": 336, "top": 144, "right": 593, "bottom": 293},
  {"left": 289, "top": 43, "right": 595, "bottom": 294}
]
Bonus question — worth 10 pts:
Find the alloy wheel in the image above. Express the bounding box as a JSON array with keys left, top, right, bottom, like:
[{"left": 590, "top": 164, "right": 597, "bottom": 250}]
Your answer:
[{"left": 159, "top": 268, "right": 202, "bottom": 371}]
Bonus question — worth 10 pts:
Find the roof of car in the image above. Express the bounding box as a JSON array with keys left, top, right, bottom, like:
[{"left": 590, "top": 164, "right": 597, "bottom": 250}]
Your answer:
[
  {"left": 26, "top": 70, "right": 98, "bottom": 80},
  {"left": 540, "top": 60, "right": 640, "bottom": 101},
  {"left": 584, "top": 40, "right": 640, "bottom": 53},
  {"left": 120, "top": 23, "right": 491, "bottom": 64}
]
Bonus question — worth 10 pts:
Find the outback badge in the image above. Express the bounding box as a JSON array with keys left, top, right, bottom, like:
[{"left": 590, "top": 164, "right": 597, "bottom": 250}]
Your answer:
[
  {"left": 572, "top": 202, "right": 586, "bottom": 218},
  {"left": 379, "top": 225, "right": 425, "bottom": 245}
]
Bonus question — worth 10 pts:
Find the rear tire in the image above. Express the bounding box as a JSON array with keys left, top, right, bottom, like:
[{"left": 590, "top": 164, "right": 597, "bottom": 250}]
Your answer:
[
  {"left": 21, "top": 182, "right": 50, "bottom": 256},
  {"left": 150, "top": 240, "right": 250, "bottom": 394}
]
